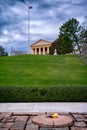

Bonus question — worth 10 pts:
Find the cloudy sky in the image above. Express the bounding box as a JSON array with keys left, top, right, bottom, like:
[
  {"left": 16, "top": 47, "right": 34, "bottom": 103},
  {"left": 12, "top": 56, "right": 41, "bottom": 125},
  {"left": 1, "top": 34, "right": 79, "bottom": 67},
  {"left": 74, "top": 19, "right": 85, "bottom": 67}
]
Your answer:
[{"left": 0, "top": 0, "right": 87, "bottom": 54}]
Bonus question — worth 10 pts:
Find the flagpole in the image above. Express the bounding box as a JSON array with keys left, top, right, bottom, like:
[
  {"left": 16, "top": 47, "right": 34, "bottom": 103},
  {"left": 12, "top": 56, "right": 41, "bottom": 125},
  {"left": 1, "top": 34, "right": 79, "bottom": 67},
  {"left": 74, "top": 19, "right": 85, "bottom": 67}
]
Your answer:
[
  {"left": 28, "top": 6, "right": 32, "bottom": 54},
  {"left": 28, "top": 7, "right": 30, "bottom": 54}
]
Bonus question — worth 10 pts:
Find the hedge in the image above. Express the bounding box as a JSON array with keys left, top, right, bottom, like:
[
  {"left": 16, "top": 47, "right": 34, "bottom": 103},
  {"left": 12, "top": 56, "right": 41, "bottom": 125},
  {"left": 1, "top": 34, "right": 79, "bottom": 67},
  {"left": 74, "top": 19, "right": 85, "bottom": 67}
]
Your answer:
[{"left": 0, "top": 86, "right": 87, "bottom": 102}]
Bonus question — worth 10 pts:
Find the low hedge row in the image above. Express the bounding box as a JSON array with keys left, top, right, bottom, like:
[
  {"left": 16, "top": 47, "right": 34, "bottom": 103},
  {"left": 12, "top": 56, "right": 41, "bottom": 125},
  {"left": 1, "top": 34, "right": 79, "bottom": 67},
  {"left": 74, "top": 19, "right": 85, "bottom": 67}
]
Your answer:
[{"left": 0, "top": 86, "right": 87, "bottom": 102}]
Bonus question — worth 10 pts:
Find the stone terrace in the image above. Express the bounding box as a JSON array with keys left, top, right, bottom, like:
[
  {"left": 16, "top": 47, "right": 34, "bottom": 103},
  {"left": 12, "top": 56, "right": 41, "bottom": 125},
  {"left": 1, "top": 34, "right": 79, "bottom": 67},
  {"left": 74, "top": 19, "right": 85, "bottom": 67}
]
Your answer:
[{"left": 0, "top": 112, "right": 87, "bottom": 130}]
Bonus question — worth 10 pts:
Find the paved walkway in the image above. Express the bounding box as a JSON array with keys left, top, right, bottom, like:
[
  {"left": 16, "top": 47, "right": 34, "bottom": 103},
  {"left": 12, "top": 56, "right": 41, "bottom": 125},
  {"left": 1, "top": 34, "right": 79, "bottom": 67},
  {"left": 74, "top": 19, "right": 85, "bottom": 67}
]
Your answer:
[
  {"left": 0, "top": 103, "right": 87, "bottom": 129},
  {"left": 0, "top": 112, "right": 87, "bottom": 130},
  {"left": 0, "top": 102, "right": 87, "bottom": 112}
]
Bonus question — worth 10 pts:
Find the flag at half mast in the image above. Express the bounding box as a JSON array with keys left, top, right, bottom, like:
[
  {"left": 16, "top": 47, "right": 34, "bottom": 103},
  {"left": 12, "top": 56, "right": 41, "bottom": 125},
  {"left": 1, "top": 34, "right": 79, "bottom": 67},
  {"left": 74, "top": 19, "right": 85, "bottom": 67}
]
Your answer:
[{"left": 29, "top": 6, "right": 32, "bottom": 9}]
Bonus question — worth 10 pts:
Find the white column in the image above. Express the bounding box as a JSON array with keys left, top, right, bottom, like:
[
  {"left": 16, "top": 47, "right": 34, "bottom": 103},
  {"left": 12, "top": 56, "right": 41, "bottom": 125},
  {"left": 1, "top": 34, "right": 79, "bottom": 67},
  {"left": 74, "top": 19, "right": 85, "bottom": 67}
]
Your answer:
[
  {"left": 47, "top": 47, "right": 49, "bottom": 54},
  {"left": 35, "top": 48, "right": 37, "bottom": 55},
  {"left": 43, "top": 47, "right": 45, "bottom": 55},
  {"left": 31, "top": 49, "right": 34, "bottom": 54},
  {"left": 33, "top": 49, "right": 35, "bottom": 55},
  {"left": 39, "top": 48, "right": 41, "bottom": 55}
]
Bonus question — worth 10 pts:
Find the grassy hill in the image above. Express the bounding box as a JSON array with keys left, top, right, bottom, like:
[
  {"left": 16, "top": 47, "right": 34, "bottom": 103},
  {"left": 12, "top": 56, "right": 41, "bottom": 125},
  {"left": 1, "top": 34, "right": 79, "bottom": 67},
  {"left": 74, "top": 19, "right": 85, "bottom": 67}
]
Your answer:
[
  {"left": 0, "top": 54, "right": 87, "bottom": 87},
  {"left": 0, "top": 54, "right": 87, "bottom": 102}
]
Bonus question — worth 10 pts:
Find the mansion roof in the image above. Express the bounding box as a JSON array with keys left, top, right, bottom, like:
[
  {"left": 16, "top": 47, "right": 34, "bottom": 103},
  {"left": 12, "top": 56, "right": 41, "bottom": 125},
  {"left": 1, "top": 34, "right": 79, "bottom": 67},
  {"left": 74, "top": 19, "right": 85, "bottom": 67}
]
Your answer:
[{"left": 31, "top": 39, "right": 52, "bottom": 47}]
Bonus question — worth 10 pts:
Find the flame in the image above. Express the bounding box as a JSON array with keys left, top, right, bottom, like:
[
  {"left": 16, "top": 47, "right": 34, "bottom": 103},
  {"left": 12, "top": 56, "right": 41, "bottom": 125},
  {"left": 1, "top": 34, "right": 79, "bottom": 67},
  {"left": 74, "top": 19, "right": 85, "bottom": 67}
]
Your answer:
[{"left": 51, "top": 113, "right": 58, "bottom": 118}]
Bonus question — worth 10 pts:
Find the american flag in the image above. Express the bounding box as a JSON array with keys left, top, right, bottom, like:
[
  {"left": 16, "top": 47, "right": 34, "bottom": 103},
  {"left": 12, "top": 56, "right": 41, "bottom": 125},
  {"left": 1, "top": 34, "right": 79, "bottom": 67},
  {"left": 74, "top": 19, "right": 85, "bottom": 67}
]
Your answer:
[{"left": 29, "top": 6, "right": 32, "bottom": 9}]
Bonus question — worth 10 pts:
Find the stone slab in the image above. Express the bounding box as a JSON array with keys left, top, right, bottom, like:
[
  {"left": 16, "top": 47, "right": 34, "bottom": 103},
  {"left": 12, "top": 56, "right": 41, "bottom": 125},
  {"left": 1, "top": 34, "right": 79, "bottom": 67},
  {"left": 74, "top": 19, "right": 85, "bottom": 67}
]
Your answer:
[
  {"left": 0, "top": 123, "right": 4, "bottom": 127},
  {"left": 10, "top": 122, "right": 25, "bottom": 130},
  {"left": 71, "top": 127, "right": 87, "bottom": 130},
  {"left": 0, "top": 128, "right": 9, "bottom": 130},
  {"left": 1, "top": 117, "right": 16, "bottom": 123},
  {"left": 25, "top": 124, "right": 39, "bottom": 130},
  {"left": 0, "top": 112, "right": 87, "bottom": 130},
  {"left": 53, "top": 115, "right": 73, "bottom": 127},
  {"left": 0, "top": 113, "right": 11, "bottom": 120},
  {"left": 40, "top": 128, "right": 69, "bottom": 130},
  {"left": 33, "top": 115, "right": 53, "bottom": 127},
  {"left": 2, "top": 122, "right": 14, "bottom": 129},
  {"left": 27, "top": 116, "right": 34, "bottom": 125},
  {"left": 0, "top": 103, "right": 87, "bottom": 113},
  {"left": 15, "top": 116, "right": 28, "bottom": 123},
  {"left": 74, "top": 122, "right": 86, "bottom": 127},
  {"left": 72, "top": 114, "right": 85, "bottom": 119},
  {"left": 32, "top": 115, "right": 73, "bottom": 128}
]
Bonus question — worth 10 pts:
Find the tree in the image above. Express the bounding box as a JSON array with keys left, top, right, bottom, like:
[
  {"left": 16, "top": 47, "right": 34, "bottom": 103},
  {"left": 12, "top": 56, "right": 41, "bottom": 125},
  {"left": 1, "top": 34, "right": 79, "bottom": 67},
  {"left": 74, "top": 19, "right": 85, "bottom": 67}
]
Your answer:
[
  {"left": 49, "top": 37, "right": 73, "bottom": 55},
  {"left": 59, "top": 34, "right": 73, "bottom": 54},
  {"left": 0, "top": 46, "right": 8, "bottom": 56},
  {"left": 49, "top": 39, "right": 61, "bottom": 55},
  {"left": 59, "top": 18, "right": 84, "bottom": 53},
  {"left": 81, "top": 29, "right": 87, "bottom": 54},
  {"left": 49, "top": 37, "right": 73, "bottom": 54}
]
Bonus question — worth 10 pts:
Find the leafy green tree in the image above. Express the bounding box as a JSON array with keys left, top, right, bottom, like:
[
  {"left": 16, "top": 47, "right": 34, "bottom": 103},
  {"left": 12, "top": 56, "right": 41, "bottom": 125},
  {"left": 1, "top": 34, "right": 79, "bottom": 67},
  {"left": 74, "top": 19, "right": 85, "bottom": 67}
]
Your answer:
[
  {"left": 49, "top": 37, "right": 73, "bottom": 55},
  {"left": 59, "top": 18, "right": 84, "bottom": 53},
  {"left": 0, "top": 46, "right": 8, "bottom": 56},
  {"left": 49, "top": 38, "right": 62, "bottom": 55},
  {"left": 81, "top": 29, "right": 87, "bottom": 54},
  {"left": 59, "top": 34, "right": 73, "bottom": 54}
]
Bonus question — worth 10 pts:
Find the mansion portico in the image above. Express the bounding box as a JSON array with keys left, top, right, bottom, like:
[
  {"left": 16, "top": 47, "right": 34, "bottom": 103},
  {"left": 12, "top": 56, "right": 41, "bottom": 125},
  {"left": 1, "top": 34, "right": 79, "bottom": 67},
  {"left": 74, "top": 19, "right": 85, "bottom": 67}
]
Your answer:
[{"left": 31, "top": 39, "right": 52, "bottom": 55}]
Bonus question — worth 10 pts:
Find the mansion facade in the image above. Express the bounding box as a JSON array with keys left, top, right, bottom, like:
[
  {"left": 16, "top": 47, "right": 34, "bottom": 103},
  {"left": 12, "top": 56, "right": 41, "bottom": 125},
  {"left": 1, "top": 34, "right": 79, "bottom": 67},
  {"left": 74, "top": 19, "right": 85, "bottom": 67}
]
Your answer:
[{"left": 31, "top": 39, "right": 52, "bottom": 55}]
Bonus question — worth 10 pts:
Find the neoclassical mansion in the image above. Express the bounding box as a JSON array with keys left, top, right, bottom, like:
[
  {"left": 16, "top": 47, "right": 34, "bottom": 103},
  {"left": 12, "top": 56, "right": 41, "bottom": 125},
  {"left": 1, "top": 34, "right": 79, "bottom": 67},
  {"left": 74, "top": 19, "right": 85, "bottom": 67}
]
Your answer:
[{"left": 31, "top": 39, "right": 52, "bottom": 55}]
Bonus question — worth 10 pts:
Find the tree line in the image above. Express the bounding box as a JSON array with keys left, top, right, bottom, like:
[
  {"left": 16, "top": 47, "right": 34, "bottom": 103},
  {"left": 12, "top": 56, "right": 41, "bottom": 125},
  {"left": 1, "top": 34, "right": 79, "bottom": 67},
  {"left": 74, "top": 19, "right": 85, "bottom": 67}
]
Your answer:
[
  {"left": 0, "top": 46, "right": 8, "bottom": 56},
  {"left": 49, "top": 18, "right": 87, "bottom": 55}
]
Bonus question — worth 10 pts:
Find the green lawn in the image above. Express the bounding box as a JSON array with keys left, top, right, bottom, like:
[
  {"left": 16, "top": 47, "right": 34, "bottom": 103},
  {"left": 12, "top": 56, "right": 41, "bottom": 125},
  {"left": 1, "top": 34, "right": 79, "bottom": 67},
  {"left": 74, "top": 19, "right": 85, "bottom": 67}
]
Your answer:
[
  {"left": 0, "top": 54, "right": 87, "bottom": 87},
  {"left": 0, "top": 54, "right": 87, "bottom": 102}
]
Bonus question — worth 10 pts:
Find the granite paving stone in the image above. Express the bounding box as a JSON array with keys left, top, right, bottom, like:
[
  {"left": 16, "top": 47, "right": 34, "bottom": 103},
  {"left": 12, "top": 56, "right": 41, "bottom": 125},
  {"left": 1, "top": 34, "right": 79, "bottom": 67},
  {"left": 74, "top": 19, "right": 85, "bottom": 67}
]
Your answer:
[
  {"left": 32, "top": 115, "right": 53, "bottom": 127},
  {"left": 74, "top": 121, "right": 87, "bottom": 127},
  {"left": 27, "top": 116, "right": 34, "bottom": 125},
  {"left": 0, "top": 123, "right": 4, "bottom": 127},
  {"left": 10, "top": 122, "right": 25, "bottom": 130},
  {"left": 72, "top": 114, "right": 85, "bottom": 119},
  {"left": 0, "top": 113, "right": 12, "bottom": 122},
  {"left": 32, "top": 115, "right": 73, "bottom": 128},
  {"left": 75, "top": 118, "right": 87, "bottom": 122},
  {"left": 1, "top": 117, "right": 16, "bottom": 123},
  {"left": 53, "top": 115, "right": 73, "bottom": 127},
  {"left": 25, "top": 124, "right": 39, "bottom": 130},
  {"left": 15, "top": 116, "right": 28, "bottom": 123},
  {"left": 0, "top": 128, "right": 9, "bottom": 130},
  {"left": 0, "top": 112, "right": 87, "bottom": 130},
  {"left": 1, "top": 122, "right": 14, "bottom": 129},
  {"left": 71, "top": 127, "right": 87, "bottom": 130},
  {"left": 84, "top": 115, "right": 87, "bottom": 118},
  {"left": 39, "top": 128, "right": 69, "bottom": 130},
  {"left": 12, "top": 112, "right": 45, "bottom": 116}
]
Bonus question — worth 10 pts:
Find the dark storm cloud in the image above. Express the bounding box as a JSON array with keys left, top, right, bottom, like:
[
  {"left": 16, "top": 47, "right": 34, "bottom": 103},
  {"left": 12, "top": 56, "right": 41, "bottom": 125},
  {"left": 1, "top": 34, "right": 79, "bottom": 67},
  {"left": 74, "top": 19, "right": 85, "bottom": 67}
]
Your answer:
[{"left": 0, "top": 0, "right": 87, "bottom": 54}]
